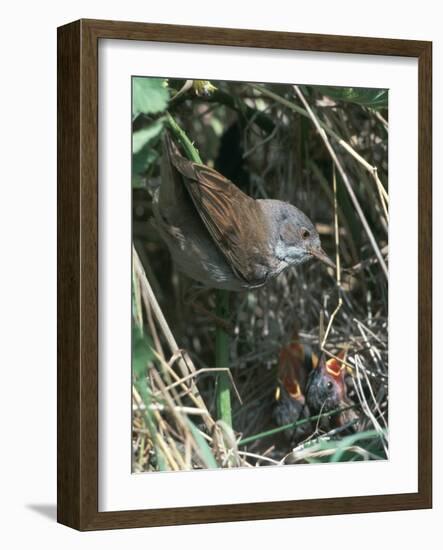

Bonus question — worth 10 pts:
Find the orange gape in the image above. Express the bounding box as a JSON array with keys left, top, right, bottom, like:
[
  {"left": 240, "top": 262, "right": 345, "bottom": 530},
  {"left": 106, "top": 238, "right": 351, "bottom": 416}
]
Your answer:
[
  {"left": 273, "top": 336, "right": 313, "bottom": 438},
  {"left": 278, "top": 340, "right": 305, "bottom": 402},
  {"left": 277, "top": 340, "right": 347, "bottom": 402},
  {"left": 274, "top": 337, "right": 357, "bottom": 438},
  {"left": 278, "top": 341, "right": 305, "bottom": 401},
  {"left": 325, "top": 355, "right": 346, "bottom": 377},
  {"left": 305, "top": 350, "right": 358, "bottom": 429},
  {"left": 276, "top": 335, "right": 318, "bottom": 404}
]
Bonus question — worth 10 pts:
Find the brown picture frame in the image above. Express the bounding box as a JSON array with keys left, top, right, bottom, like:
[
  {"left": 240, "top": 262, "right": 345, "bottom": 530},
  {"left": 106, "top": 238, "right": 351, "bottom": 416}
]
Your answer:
[{"left": 57, "top": 18, "right": 432, "bottom": 530}]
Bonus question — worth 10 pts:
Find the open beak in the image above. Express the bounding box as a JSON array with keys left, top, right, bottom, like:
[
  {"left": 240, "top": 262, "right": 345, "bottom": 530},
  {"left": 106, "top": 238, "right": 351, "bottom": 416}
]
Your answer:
[{"left": 310, "top": 247, "right": 336, "bottom": 270}]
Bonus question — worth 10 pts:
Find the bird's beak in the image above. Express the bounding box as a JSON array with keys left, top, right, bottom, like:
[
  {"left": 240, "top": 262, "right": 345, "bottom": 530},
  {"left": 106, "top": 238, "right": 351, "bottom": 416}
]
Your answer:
[{"left": 310, "top": 247, "right": 336, "bottom": 270}]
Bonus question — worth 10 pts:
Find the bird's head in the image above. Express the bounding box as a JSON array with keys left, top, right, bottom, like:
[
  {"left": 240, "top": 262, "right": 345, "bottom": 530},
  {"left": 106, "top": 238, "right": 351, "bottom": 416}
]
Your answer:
[
  {"left": 269, "top": 202, "right": 335, "bottom": 269},
  {"left": 306, "top": 353, "right": 358, "bottom": 428}
]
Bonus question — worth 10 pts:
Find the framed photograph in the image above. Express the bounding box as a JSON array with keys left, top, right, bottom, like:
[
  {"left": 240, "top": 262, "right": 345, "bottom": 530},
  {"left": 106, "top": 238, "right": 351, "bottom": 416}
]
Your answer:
[{"left": 57, "top": 19, "right": 432, "bottom": 530}]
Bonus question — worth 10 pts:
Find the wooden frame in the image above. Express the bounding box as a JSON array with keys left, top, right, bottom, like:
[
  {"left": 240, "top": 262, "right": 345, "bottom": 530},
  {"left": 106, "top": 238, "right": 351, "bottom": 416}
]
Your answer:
[{"left": 57, "top": 18, "right": 432, "bottom": 530}]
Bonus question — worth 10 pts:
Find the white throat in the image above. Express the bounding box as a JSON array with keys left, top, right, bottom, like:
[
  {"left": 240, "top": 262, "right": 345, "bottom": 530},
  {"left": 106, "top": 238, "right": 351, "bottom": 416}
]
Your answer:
[{"left": 275, "top": 240, "right": 306, "bottom": 265}]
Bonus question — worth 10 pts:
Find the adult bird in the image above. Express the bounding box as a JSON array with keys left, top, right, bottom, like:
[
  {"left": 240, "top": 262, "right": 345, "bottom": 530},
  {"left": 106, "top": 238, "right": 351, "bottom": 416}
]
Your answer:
[{"left": 152, "top": 132, "right": 334, "bottom": 291}]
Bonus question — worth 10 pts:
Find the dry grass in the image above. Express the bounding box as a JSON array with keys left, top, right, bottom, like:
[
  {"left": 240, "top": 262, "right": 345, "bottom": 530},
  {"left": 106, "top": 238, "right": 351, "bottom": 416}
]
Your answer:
[{"left": 132, "top": 81, "right": 389, "bottom": 472}]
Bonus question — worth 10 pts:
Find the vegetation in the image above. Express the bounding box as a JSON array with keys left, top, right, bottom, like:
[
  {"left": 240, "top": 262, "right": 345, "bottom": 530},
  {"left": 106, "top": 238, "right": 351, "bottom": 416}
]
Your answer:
[{"left": 132, "top": 77, "right": 388, "bottom": 471}]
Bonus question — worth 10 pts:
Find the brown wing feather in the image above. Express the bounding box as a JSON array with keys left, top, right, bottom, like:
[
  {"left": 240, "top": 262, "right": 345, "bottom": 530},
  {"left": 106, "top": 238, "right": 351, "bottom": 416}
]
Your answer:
[{"left": 168, "top": 148, "right": 269, "bottom": 285}]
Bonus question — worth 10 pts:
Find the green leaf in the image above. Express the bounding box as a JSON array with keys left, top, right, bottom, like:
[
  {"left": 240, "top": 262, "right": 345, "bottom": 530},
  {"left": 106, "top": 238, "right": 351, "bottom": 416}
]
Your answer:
[
  {"left": 133, "top": 77, "right": 169, "bottom": 116},
  {"left": 317, "top": 86, "right": 388, "bottom": 109},
  {"left": 330, "top": 430, "right": 385, "bottom": 462},
  {"left": 131, "top": 173, "right": 144, "bottom": 189},
  {"left": 133, "top": 146, "right": 159, "bottom": 179},
  {"left": 187, "top": 419, "right": 219, "bottom": 469},
  {"left": 132, "top": 120, "right": 163, "bottom": 154},
  {"left": 132, "top": 120, "right": 163, "bottom": 182}
]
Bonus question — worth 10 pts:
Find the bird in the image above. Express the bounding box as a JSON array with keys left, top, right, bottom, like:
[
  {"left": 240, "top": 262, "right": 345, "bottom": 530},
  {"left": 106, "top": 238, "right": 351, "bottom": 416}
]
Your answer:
[
  {"left": 273, "top": 337, "right": 314, "bottom": 442},
  {"left": 152, "top": 132, "right": 335, "bottom": 291},
  {"left": 305, "top": 353, "right": 358, "bottom": 430}
]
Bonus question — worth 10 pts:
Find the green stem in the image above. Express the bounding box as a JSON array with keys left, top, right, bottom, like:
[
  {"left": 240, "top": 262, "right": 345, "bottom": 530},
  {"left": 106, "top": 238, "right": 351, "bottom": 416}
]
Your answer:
[
  {"left": 215, "top": 289, "right": 232, "bottom": 427},
  {"left": 164, "top": 112, "right": 232, "bottom": 428},
  {"left": 237, "top": 405, "right": 357, "bottom": 447},
  {"left": 165, "top": 111, "right": 202, "bottom": 163}
]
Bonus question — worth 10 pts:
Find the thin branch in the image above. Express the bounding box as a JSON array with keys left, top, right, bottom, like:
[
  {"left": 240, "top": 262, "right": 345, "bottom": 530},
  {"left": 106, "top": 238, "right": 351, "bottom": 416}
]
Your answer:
[{"left": 321, "top": 166, "right": 343, "bottom": 350}]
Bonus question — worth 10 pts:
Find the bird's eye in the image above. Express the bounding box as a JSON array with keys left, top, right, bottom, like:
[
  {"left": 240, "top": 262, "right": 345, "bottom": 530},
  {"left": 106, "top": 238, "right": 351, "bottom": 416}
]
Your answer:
[
  {"left": 301, "top": 228, "right": 311, "bottom": 239},
  {"left": 326, "top": 381, "right": 333, "bottom": 391}
]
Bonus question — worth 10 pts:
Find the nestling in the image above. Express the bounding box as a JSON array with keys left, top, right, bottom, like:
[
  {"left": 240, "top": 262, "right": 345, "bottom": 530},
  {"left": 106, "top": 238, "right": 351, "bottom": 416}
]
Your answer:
[
  {"left": 273, "top": 338, "right": 313, "bottom": 442},
  {"left": 305, "top": 354, "right": 358, "bottom": 430},
  {"left": 152, "top": 133, "right": 334, "bottom": 291}
]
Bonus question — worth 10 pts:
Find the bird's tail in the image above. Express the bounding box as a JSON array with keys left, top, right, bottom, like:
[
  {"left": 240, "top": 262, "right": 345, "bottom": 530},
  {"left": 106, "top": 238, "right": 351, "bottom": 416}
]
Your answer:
[{"left": 158, "top": 131, "right": 186, "bottom": 211}]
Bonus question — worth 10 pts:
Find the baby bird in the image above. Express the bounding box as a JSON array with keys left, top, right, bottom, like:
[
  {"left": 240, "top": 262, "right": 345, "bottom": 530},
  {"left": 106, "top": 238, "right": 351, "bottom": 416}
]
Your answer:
[{"left": 305, "top": 354, "right": 358, "bottom": 431}]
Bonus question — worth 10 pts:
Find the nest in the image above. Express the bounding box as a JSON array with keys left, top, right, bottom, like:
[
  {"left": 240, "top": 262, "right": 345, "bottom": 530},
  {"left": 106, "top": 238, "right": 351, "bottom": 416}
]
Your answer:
[{"left": 132, "top": 80, "right": 388, "bottom": 472}]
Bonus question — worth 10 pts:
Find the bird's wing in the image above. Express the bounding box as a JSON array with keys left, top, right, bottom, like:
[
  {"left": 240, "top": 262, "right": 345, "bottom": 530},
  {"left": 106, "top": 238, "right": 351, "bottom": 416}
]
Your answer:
[{"left": 169, "top": 151, "right": 269, "bottom": 285}]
